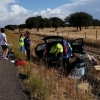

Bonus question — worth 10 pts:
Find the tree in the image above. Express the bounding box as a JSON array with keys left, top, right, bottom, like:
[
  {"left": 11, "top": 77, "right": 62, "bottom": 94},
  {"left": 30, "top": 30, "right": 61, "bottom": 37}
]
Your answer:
[
  {"left": 25, "top": 17, "right": 34, "bottom": 29},
  {"left": 5, "top": 25, "right": 18, "bottom": 31},
  {"left": 43, "top": 18, "right": 52, "bottom": 28},
  {"left": 93, "top": 19, "right": 99, "bottom": 28},
  {"left": 65, "top": 12, "right": 93, "bottom": 31},
  {"left": 99, "top": 20, "right": 100, "bottom": 27},
  {"left": 64, "top": 16, "right": 71, "bottom": 27},
  {"left": 50, "top": 17, "right": 64, "bottom": 31},
  {"left": 25, "top": 16, "right": 43, "bottom": 32},
  {"left": 18, "top": 24, "right": 26, "bottom": 32},
  {"left": 18, "top": 24, "right": 26, "bottom": 28}
]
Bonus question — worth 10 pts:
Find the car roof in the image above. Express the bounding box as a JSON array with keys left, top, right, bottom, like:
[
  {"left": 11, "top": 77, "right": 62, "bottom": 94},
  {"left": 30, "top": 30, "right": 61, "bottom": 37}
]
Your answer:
[
  {"left": 42, "top": 36, "right": 64, "bottom": 43},
  {"left": 42, "top": 36, "right": 63, "bottom": 40}
]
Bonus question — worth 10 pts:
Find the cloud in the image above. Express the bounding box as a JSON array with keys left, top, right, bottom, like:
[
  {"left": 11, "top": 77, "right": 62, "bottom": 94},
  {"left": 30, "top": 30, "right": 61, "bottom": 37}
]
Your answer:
[
  {"left": 0, "top": 0, "right": 31, "bottom": 27},
  {"left": 33, "top": 0, "right": 100, "bottom": 20},
  {"left": 58, "top": 0, "right": 100, "bottom": 19},
  {"left": 0, "top": 0, "right": 100, "bottom": 27},
  {"left": 0, "top": 0, "right": 16, "bottom": 5},
  {"left": 33, "top": 8, "right": 62, "bottom": 18}
]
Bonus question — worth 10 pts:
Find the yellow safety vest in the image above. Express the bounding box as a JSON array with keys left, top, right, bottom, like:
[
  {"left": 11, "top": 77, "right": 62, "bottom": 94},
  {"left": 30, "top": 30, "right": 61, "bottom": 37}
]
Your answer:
[
  {"left": 19, "top": 37, "right": 24, "bottom": 46},
  {"left": 50, "top": 43, "right": 63, "bottom": 54}
]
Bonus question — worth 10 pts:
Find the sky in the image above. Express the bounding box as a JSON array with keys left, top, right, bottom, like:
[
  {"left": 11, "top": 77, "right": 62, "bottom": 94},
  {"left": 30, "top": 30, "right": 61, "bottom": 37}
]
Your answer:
[{"left": 0, "top": 0, "right": 100, "bottom": 27}]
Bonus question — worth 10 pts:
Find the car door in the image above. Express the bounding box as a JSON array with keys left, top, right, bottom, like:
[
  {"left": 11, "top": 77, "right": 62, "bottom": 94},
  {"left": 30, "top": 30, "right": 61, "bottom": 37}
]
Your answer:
[
  {"left": 71, "top": 38, "right": 84, "bottom": 53},
  {"left": 35, "top": 43, "right": 46, "bottom": 58}
]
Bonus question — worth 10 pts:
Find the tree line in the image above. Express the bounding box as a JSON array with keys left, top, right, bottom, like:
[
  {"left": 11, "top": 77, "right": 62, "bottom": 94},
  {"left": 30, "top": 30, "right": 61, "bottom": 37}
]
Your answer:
[{"left": 5, "top": 11, "right": 100, "bottom": 31}]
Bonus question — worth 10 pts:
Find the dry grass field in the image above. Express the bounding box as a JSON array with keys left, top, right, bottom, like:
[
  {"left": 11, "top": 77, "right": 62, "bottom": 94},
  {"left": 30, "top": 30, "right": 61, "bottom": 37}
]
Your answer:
[
  {"left": 28, "top": 26, "right": 100, "bottom": 48},
  {"left": 30, "top": 26, "right": 100, "bottom": 39},
  {"left": 6, "top": 27, "right": 100, "bottom": 100}
]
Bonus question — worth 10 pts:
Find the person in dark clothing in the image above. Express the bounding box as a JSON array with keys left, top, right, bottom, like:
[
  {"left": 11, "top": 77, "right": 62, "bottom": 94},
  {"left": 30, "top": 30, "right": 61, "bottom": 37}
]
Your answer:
[{"left": 24, "top": 31, "right": 32, "bottom": 61}]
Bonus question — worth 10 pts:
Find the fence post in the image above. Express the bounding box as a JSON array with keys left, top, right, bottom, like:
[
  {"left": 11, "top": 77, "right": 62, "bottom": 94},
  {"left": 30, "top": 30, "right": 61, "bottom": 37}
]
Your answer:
[
  {"left": 96, "top": 30, "right": 97, "bottom": 41},
  {"left": 85, "top": 32, "right": 86, "bottom": 39},
  {"left": 62, "top": 31, "right": 63, "bottom": 36},
  {"left": 68, "top": 31, "right": 69, "bottom": 37},
  {"left": 76, "top": 32, "right": 77, "bottom": 38}
]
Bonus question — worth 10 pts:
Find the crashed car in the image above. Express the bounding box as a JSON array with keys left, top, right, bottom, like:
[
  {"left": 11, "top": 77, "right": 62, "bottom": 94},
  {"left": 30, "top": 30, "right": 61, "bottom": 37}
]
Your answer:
[
  {"left": 35, "top": 36, "right": 98, "bottom": 78},
  {"left": 35, "top": 36, "right": 84, "bottom": 66},
  {"left": 67, "top": 53, "right": 98, "bottom": 78}
]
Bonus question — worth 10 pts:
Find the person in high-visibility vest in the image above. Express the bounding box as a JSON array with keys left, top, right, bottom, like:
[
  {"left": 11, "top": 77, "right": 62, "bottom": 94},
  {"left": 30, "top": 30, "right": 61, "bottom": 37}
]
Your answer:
[
  {"left": 43, "top": 42, "right": 63, "bottom": 57},
  {"left": 49, "top": 42, "right": 63, "bottom": 57},
  {"left": 19, "top": 34, "right": 25, "bottom": 52}
]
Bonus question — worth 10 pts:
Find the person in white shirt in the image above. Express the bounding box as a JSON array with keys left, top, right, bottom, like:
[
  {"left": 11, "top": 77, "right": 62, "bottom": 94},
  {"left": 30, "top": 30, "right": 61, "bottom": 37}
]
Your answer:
[{"left": 0, "top": 28, "right": 9, "bottom": 60}]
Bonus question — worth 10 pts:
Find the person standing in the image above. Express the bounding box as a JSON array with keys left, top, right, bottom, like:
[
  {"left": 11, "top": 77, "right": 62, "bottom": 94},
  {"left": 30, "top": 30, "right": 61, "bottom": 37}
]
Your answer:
[
  {"left": 19, "top": 34, "right": 25, "bottom": 52},
  {"left": 24, "top": 31, "right": 31, "bottom": 61},
  {"left": 0, "top": 28, "right": 9, "bottom": 60},
  {"left": 23, "top": 33, "right": 26, "bottom": 55}
]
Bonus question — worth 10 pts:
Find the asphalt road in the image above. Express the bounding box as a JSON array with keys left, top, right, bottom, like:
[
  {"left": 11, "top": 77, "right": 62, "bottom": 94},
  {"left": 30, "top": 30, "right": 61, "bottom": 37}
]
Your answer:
[{"left": 0, "top": 46, "right": 26, "bottom": 100}]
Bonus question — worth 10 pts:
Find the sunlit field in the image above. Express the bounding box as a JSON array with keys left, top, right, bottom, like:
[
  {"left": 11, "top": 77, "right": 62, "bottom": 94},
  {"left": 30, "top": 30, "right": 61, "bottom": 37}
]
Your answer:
[
  {"left": 30, "top": 26, "right": 100, "bottom": 40},
  {"left": 28, "top": 26, "right": 100, "bottom": 48}
]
